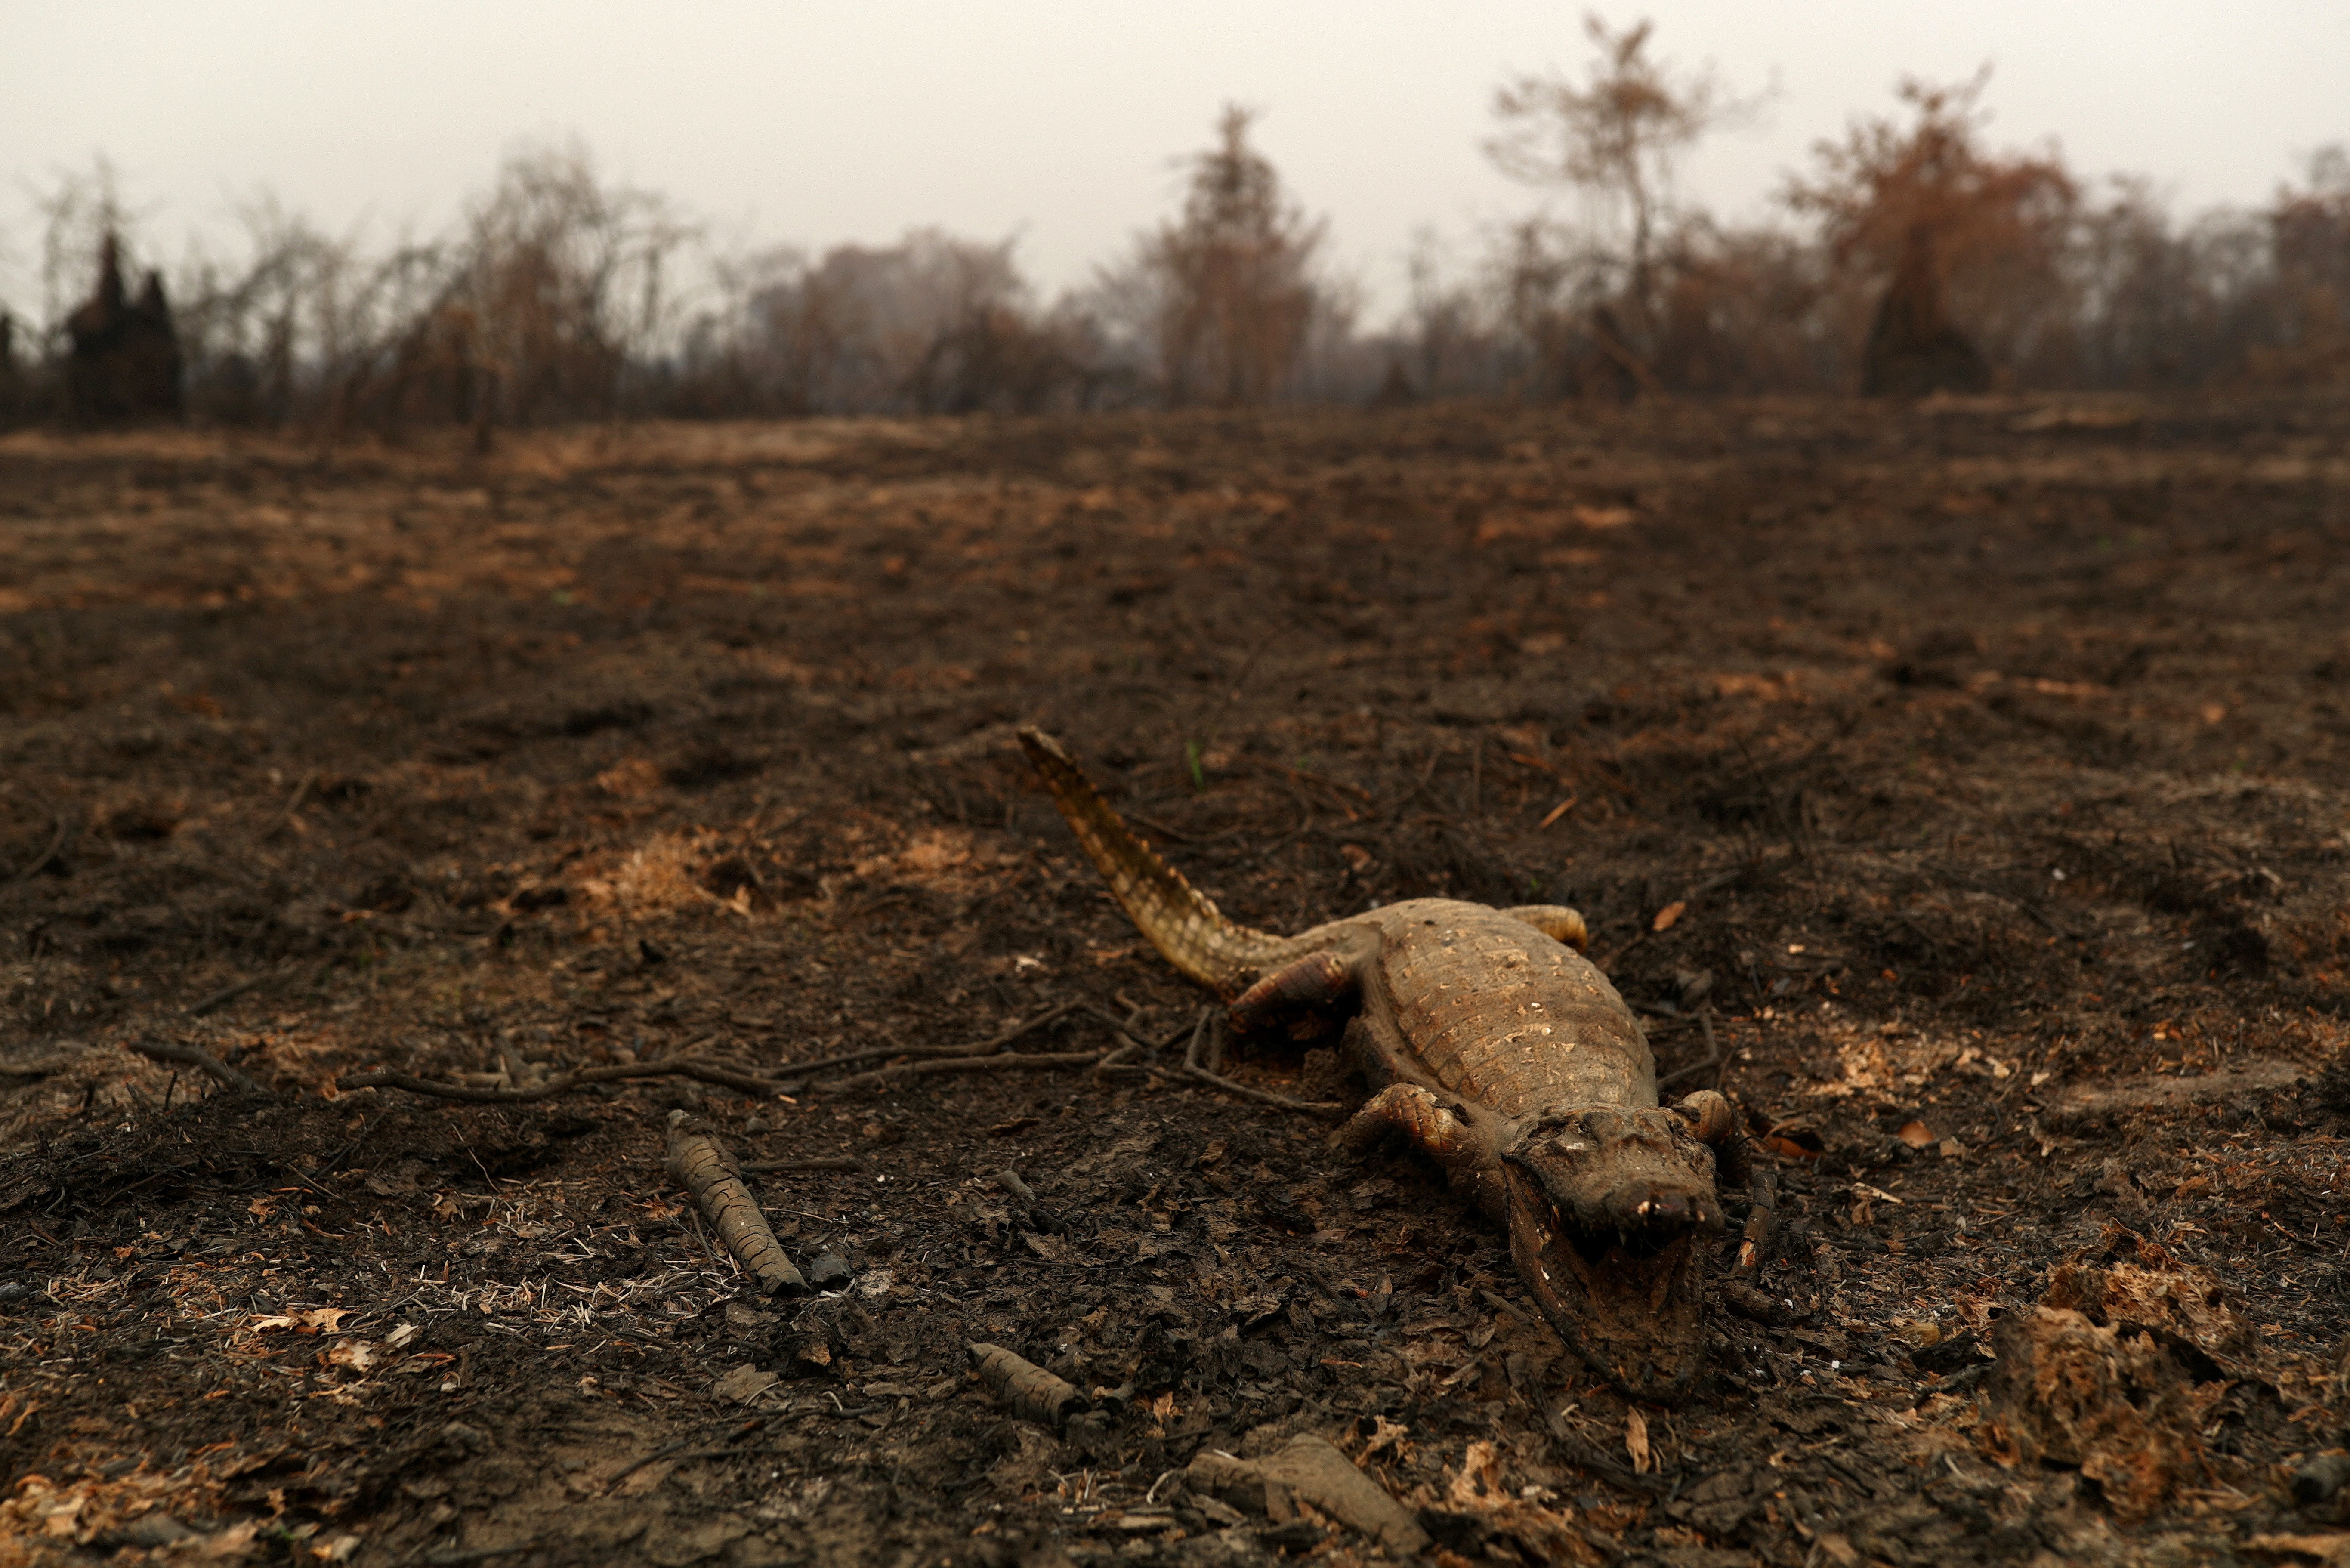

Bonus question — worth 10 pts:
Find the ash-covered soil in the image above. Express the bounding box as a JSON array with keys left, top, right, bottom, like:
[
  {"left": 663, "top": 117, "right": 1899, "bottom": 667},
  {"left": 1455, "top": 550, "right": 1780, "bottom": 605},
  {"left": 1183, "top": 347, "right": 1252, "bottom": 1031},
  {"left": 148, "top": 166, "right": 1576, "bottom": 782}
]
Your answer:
[{"left": 3, "top": 395, "right": 2349, "bottom": 1567}]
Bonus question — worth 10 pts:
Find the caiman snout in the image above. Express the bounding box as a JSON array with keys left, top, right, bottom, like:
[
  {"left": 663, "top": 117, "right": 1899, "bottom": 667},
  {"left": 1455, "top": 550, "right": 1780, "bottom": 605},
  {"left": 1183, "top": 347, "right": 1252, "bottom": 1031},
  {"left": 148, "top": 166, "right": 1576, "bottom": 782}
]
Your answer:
[
  {"left": 1500, "top": 1106, "right": 1725, "bottom": 1403},
  {"left": 1600, "top": 1179, "right": 1711, "bottom": 1231}
]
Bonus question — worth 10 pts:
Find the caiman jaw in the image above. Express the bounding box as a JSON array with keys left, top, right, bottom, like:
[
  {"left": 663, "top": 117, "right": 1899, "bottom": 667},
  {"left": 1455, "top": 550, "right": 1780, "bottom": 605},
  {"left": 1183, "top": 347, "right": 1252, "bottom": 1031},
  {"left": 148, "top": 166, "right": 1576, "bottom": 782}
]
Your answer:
[{"left": 1501, "top": 1108, "right": 1723, "bottom": 1404}]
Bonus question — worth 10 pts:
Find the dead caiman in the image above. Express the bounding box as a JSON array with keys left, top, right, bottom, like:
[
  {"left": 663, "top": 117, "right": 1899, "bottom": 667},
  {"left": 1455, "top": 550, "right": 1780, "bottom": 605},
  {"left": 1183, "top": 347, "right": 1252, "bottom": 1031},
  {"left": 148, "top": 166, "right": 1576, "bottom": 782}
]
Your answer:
[{"left": 1019, "top": 729, "right": 1742, "bottom": 1403}]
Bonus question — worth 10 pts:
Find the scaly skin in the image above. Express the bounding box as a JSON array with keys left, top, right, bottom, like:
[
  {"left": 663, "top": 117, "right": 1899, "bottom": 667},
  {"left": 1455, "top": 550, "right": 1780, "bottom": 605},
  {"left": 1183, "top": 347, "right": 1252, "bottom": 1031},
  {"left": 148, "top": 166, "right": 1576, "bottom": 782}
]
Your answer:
[{"left": 1020, "top": 730, "right": 1737, "bottom": 1403}]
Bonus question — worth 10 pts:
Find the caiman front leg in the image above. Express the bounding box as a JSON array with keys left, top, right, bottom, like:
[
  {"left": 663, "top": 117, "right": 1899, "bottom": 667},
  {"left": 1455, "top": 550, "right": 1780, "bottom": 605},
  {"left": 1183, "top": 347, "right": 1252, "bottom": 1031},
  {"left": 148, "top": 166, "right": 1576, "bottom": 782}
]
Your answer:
[
  {"left": 1499, "top": 904, "right": 1590, "bottom": 952},
  {"left": 1332, "top": 1081, "right": 1510, "bottom": 1220}
]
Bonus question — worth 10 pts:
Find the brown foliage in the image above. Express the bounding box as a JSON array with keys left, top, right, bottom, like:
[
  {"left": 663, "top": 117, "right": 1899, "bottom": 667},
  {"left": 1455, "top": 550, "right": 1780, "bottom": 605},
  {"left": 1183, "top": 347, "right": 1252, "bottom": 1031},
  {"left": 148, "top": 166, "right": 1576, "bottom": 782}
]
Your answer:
[
  {"left": 6, "top": 61, "right": 2347, "bottom": 425},
  {"left": 1487, "top": 14, "right": 1758, "bottom": 339},
  {"left": 1139, "top": 105, "right": 1330, "bottom": 406},
  {"left": 1785, "top": 71, "right": 2076, "bottom": 392}
]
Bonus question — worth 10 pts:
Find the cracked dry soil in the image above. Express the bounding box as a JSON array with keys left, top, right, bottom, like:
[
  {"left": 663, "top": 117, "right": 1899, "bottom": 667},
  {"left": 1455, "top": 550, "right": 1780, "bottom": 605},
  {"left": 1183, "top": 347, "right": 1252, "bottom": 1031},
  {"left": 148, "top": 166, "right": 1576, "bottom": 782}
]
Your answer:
[{"left": 3, "top": 395, "right": 2350, "bottom": 1567}]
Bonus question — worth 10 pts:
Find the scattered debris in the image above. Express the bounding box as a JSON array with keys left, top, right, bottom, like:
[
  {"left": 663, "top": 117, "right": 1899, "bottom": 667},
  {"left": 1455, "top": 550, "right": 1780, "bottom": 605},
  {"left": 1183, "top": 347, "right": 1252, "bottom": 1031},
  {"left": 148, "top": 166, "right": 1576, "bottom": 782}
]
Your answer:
[
  {"left": 967, "top": 1342, "right": 1083, "bottom": 1428},
  {"left": 4, "top": 398, "right": 2346, "bottom": 1567},
  {"left": 666, "top": 1110, "right": 807, "bottom": 1296},
  {"left": 1186, "top": 1433, "right": 1430, "bottom": 1555}
]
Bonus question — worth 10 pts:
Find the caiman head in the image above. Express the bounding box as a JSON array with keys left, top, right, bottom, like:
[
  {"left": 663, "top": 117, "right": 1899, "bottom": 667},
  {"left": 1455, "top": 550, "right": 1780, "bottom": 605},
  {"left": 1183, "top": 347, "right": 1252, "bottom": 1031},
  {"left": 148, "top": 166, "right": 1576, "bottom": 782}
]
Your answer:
[{"left": 1499, "top": 1098, "right": 1731, "bottom": 1404}]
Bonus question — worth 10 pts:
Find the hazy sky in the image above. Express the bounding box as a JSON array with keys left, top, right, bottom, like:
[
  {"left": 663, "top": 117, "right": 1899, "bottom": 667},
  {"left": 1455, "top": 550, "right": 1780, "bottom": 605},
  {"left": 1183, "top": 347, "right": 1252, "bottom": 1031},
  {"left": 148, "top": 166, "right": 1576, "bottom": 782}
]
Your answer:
[{"left": 4, "top": 2, "right": 2344, "bottom": 323}]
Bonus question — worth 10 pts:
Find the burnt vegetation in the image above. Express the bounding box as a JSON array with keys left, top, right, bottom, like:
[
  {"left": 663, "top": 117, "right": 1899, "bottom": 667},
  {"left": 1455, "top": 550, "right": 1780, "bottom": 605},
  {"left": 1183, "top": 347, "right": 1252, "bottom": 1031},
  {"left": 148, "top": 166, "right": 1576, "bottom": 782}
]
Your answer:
[
  {"left": 2, "top": 391, "right": 2348, "bottom": 1563},
  {"left": 3, "top": 26, "right": 2349, "bottom": 433},
  {"left": 4, "top": 13, "right": 2350, "bottom": 1568}
]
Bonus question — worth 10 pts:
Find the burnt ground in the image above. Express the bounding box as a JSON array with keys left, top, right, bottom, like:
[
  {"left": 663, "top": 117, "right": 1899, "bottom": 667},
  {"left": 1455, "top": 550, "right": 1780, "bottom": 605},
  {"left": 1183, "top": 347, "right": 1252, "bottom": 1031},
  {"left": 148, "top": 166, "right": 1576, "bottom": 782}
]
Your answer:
[{"left": 1, "top": 395, "right": 2348, "bottom": 1568}]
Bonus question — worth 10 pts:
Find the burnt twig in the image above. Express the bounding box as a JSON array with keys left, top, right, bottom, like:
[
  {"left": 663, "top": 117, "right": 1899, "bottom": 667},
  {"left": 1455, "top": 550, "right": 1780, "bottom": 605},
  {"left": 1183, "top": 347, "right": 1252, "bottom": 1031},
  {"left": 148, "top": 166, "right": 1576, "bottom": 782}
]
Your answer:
[
  {"left": 12, "top": 806, "right": 68, "bottom": 882},
  {"left": 1173, "top": 1062, "right": 1343, "bottom": 1116},
  {"left": 259, "top": 771, "right": 316, "bottom": 843},
  {"left": 187, "top": 973, "right": 270, "bottom": 1018},
  {"left": 827, "top": 1000, "right": 1192, "bottom": 1093},
  {"left": 667, "top": 1111, "right": 806, "bottom": 1296},
  {"left": 1702, "top": 1008, "right": 1732, "bottom": 1097},
  {"left": 604, "top": 1419, "right": 766, "bottom": 1493},
  {"left": 1921, "top": 859, "right": 2080, "bottom": 938},
  {"left": 829, "top": 1050, "right": 1107, "bottom": 1093},
  {"left": 968, "top": 1341, "right": 1083, "bottom": 1426},
  {"left": 129, "top": 1040, "right": 265, "bottom": 1097},
  {"left": 1719, "top": 1167, "right": 1786, "bottom": 1326},
  {"left": 1202, "top": 1009, "right": 1228, "bottom": 1074},
  {"left": 1548, "top": 1435, "right": 1665, "bottom": 1497},
  {"left": 777, "top": 1003, "right": 1081, "bottom": 1086},
  {"left": 1182, "top": 1006, "right": 1213, "bottom": 1070},
  {"left": 1160, "top": 1008, "right": 1332, "bottom": 1113},
  {"left": 337, "top": 1056, "right": 793, "bottom": 1102},
  {"left": 992, "top": 1168, "right": 1067, "bottom": 1234}
]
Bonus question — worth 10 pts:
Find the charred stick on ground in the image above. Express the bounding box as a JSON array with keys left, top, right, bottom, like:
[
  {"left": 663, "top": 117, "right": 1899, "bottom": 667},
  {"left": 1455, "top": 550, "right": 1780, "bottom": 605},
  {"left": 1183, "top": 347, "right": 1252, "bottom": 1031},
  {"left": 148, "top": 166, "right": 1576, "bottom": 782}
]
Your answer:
[
  {"left": 338, "top": 1057, "right": 795, "bottom": 1102},
  {"left": 666, "top": 1111, "right": 807, "bottom": 1296},
  {"left": 129, "top": 1040, "right": 266, "bottom": 1096},
  {"left": 11, "top": 804, "right": 68, "bottom": 882},
  {"left": 744, "top": 1155, "right": 868, "bottom": 1174},
  {"left": 338, "top": 1000, "right": 1185, "bottom": 1105},
  {"left": 1172, "top": 1063, "right": 1344, "bottom": 1115},
  {"left": 1719, "top": 1167, "right": 1787, "bottom": 1325},
  {"left": 776, "top": 1001, "right": 1083, "bottom": 1084},
  {"left": 1162, "top": 1007, "right": 1336, "bottom": 1113},
  {"left": 991, "top": 1168, "right": 1066, "bottom": 1233},
  {"left": 604, "top": 1419, "right": 768, "bottom": 1493},
  {"left": 828, "top": 1049, "right": 1107, "bottom": 1093},
  {"left": 185, "top": 973, "right": 271, "bottom": 1018},
  {"left": 1186, "top": 1435, "right": 1430, "bottom": 1556},
  {"left": 967, "top": 1342, "right": 1083, "bottom": 1427}
]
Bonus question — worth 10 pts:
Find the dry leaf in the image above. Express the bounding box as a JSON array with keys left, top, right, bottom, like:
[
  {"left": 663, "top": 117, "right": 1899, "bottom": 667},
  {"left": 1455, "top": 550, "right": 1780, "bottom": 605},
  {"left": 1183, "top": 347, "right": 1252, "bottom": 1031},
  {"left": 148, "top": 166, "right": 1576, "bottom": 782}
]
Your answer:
[
  {"left": 1624, "top": 1408, "right": 1653, "bottom": 1473},
  {"left": 1448, "top": 1438, "right": 1504, "bottom": 1505},
  {"left": 595, "top": 757, "right": 664, "bottom": 797},
  {"left": 248, "top": 1307, "right": 351, "bottom": 1335},
  {"left": 1897, "top": 1120, "right": 1936, "bottom": 1148},
  {"left": 713, "top": 1364, "right": 779, "bottom": 1405},
  {"left": 1651, "top": 901, "right": 1687, "bottom": 933},
  {"left": 326, "top": 1340, "right": 377, "bottom": 1371}
]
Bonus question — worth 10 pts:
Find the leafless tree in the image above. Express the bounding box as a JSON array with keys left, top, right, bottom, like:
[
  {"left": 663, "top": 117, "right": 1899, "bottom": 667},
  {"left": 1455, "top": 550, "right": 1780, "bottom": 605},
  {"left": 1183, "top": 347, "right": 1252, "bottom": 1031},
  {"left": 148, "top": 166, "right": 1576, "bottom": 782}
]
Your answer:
[
  {"left": 1138, "top": 105, "right": 1330, "bottom": 406},
  {"left": 1486, "top": 15, "right": 1761, "bottom": 356}
]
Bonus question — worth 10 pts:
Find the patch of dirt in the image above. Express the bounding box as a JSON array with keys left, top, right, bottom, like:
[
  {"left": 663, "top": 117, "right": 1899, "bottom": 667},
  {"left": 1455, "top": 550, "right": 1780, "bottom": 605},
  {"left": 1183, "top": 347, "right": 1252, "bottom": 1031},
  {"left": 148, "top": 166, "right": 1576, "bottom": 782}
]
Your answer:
[{"left": 3, "top": 396, "right": 2349, "bottom": 1565}]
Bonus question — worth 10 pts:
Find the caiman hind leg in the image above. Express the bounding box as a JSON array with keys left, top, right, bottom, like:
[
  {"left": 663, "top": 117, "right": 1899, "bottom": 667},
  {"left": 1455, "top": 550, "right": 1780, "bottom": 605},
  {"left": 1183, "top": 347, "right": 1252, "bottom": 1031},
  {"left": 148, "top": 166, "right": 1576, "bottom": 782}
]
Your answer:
[{"left": 1228, "top": 949, "right": 1356, "bottom": 1035}]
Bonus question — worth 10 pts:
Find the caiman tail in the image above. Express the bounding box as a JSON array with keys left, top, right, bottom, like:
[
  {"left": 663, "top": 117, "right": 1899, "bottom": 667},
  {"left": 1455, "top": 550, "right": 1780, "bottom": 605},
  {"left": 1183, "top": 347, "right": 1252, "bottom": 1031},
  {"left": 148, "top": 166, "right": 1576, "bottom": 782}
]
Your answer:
[{"left": 1018, "top": 728, "right": 1287, "bottom": 997}]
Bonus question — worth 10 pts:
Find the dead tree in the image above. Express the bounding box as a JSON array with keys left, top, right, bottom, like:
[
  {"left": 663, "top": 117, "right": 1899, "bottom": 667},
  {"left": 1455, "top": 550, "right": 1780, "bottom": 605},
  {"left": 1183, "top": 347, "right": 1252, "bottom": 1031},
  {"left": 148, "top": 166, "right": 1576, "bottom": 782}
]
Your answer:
[
  {"left": 1861, "top": 224, "right": 1990, "bottom": 397},
  {"left": 65, "top": 234, "right": 183, "bottom": 423}
]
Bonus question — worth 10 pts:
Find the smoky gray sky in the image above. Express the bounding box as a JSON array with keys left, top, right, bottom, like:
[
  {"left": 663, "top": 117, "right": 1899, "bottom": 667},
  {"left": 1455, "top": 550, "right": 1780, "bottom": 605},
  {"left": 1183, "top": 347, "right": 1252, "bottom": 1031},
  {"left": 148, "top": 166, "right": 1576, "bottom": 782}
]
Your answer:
[{"left": 4, "top": 1, "right": 2344, "bottom": 324}]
